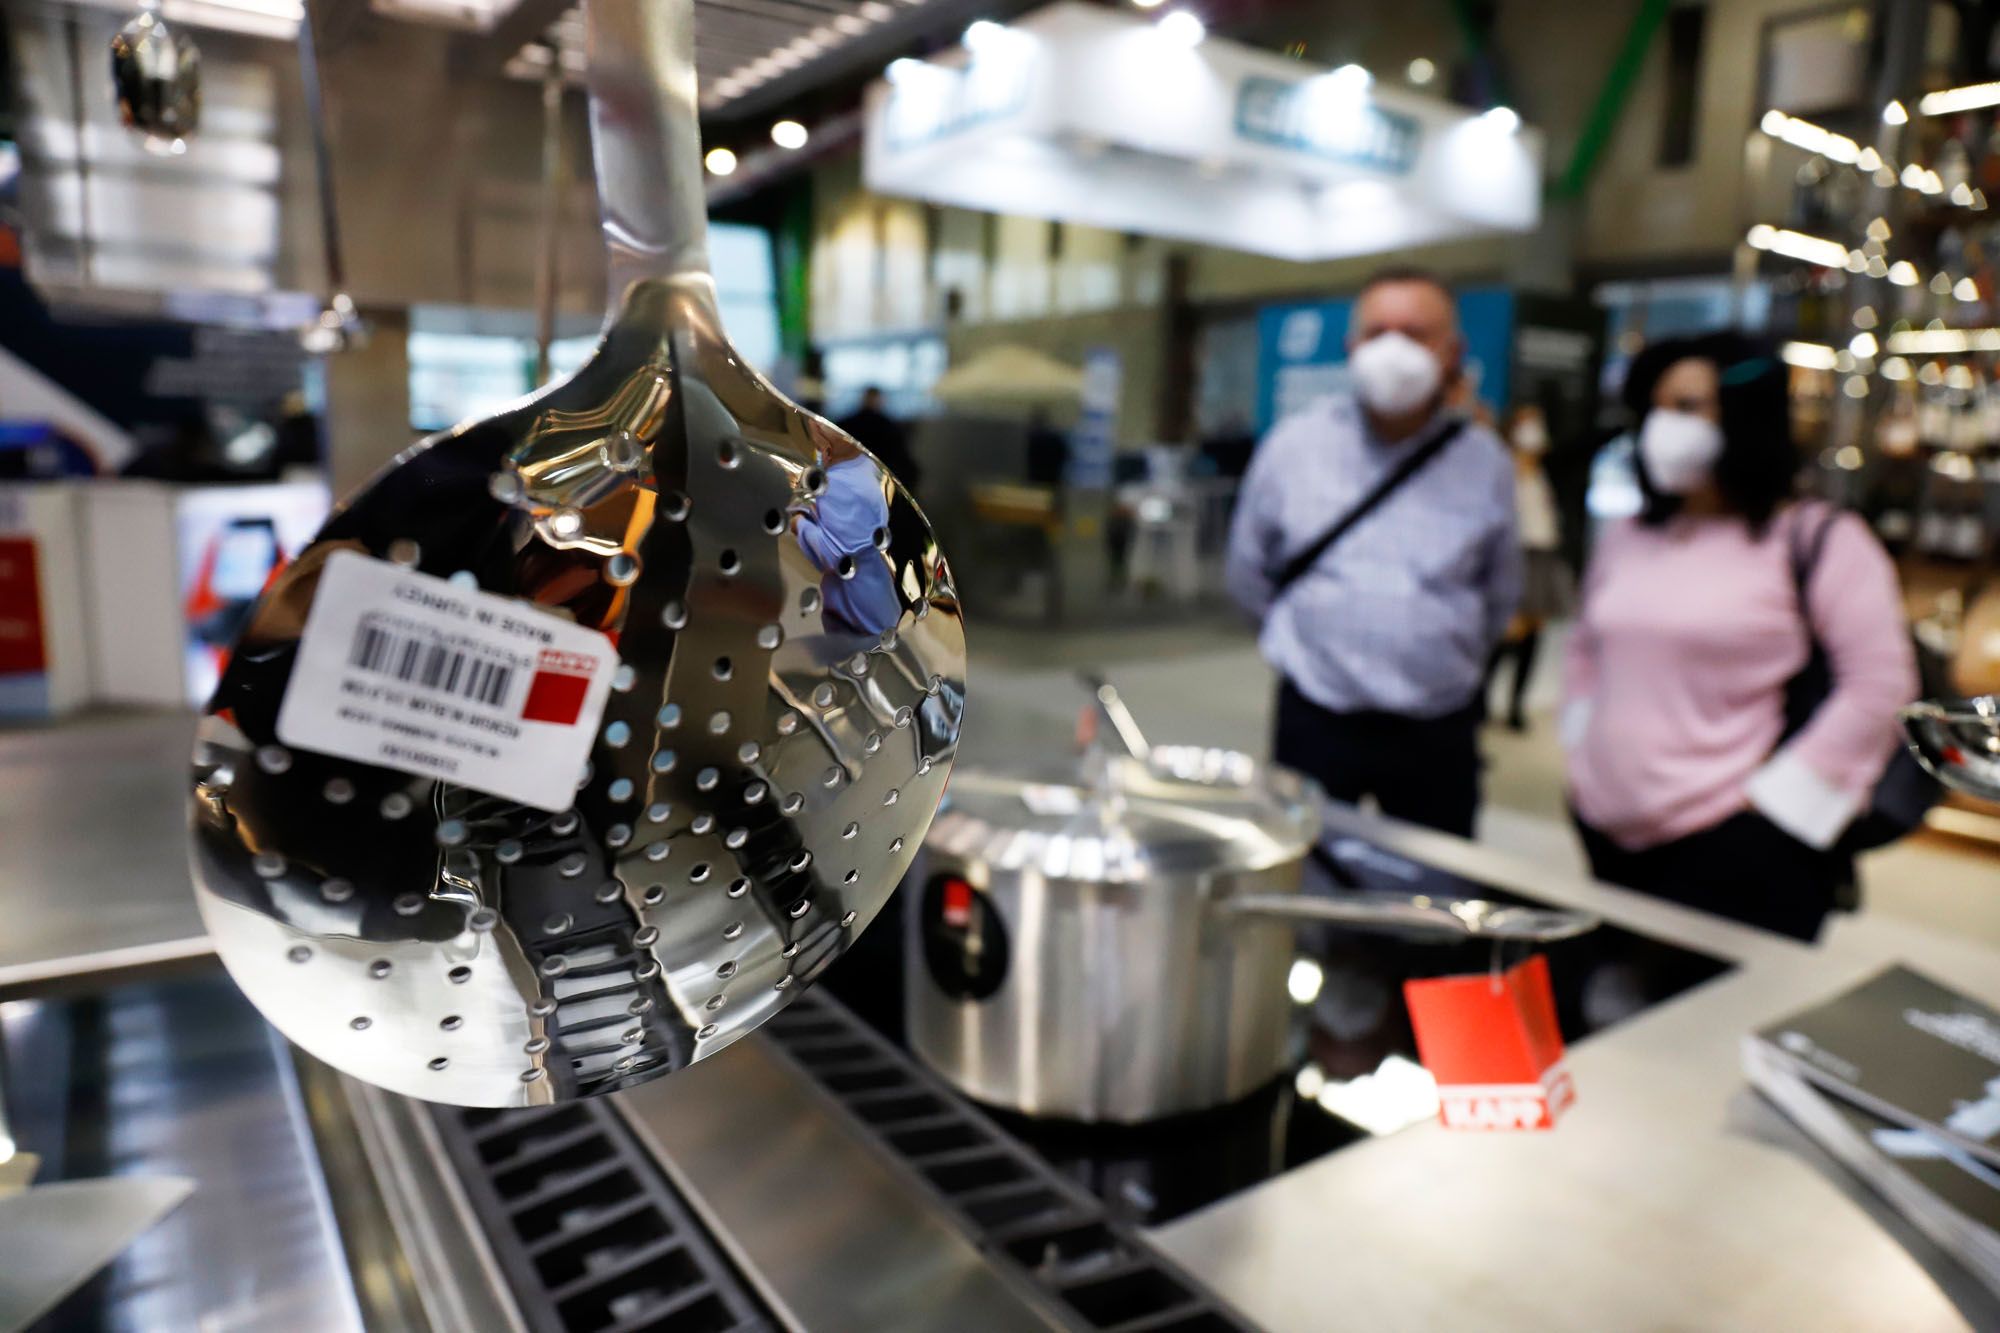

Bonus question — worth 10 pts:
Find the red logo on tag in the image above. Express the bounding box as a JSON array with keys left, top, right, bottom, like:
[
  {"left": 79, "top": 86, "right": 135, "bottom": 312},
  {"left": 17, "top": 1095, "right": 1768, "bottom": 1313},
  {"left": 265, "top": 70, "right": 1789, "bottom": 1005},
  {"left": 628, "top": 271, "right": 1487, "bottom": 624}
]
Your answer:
[
  {"left": 1405, "top": 954, "right": 1573, "bottom": 1131},
  {"left": 521, "top": 648, "right": 596, "bottom": 725}
]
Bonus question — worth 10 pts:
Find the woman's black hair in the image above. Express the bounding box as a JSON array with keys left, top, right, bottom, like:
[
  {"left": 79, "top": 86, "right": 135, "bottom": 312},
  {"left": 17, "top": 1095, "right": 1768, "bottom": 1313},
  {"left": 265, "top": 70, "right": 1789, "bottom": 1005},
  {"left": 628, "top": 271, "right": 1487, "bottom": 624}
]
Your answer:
[{"left": 1622, "top": 331, "right": 1796, "bottom": 532}]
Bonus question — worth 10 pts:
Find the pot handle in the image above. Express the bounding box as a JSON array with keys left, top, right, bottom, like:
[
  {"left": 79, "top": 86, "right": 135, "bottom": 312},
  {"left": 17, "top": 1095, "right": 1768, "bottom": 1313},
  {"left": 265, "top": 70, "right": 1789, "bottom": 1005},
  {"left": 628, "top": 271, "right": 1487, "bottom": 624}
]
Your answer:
[
  {"left": 1219, "top": 891, "right": 1597, "bottom": 943},
  {"left": 1079, "top": 673, "right": 1151, "bottom": 760}
]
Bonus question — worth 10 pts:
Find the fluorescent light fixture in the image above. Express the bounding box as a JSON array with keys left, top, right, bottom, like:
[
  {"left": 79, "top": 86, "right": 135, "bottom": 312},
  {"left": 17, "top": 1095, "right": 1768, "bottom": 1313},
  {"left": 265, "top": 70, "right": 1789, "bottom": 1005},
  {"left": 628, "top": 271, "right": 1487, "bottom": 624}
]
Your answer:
[
  {"left": 704, "top": 147, "right": 737, "bottom": 176},
  {"left": 1745, "top": 225, "right": 1851, "bottom": 268},
  {"left": 1406, "top": 56, "right": 1435, "bottom": 85},
  {"left": 1857, "top": 146, "right": 1882, "bottom": 171},
  {"left": 1330, "top": 62, "right": 1372, "bottom": 91},
  {"left": 1920, "top": 82, "right": 2000, "bottom": 116},
  {"left": 1287, "top": 958, "right": 1324, "bottom": 1005},
  {"left": 1757, "top": 109, "right": 1859, "bottom": 164},
  {"left": 1882, "top": 356, "right": 1910, "bottom": 380},
  {"left": 1885, "top": 328, "right": 2000, "bottom": 355},
  {"left": 1843, "top": 250, "right": 1868, "bottom": 274},
  {"left": 833, "top": 13, "right": 867, "bottom": 33},
  {"left": 1481, "top": 105, "right": 1521, "bottom": 133},
  {"left": 1883, "top": 99, "right": 1909, "bottom": 124},
  {"left": 1848, "top": 331, "right": 1878, "bottom": 359},
  {"left": 1888, "top": 260, "right": 1920, "bottom": 286},
  {"left": 1133, "top": 0, "right": 1167, "bottom": 8},
  {"left": 1843, "top": 376, "right": 1869, "bottom": 399},
  {"left": 1781, "top": 341, "right": 1839, "bottom": 370},
  {"left": 886, "top": 56, "right": 925, "bottom": 83},
  {"left": 771, "top": 119, "right": 808, "bottom": 149},
  {"left": 1957, "top": 277, "right": 1982, "bottom": 302},
  {"left": 1952, "top": 181, "right": 1977, "bottom": 206},
  {"left": 1157, "top": 10, "right": 1205, "bottom": 46},
  {"left": 860, "top": 0, "right": 894, "bottom": 15}
]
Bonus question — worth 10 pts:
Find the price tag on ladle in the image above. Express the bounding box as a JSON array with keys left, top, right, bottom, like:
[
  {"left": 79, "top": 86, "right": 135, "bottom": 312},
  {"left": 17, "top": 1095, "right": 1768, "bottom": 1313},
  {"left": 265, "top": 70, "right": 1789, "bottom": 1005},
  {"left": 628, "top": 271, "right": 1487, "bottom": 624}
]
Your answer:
[{"left": 276, "top": 550, "right": 617, "bottom": 811}]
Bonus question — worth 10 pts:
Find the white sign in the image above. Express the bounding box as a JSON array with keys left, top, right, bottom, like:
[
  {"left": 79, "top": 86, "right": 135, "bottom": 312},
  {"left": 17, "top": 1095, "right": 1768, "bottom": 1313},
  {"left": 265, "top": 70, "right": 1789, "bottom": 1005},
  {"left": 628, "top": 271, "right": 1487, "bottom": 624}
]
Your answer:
[
  {"left": 278, "top": 551, "right": 616, "bottom": 811},
  {"left": 862, "top": 2, "right": 1542, "bottom": 263}
]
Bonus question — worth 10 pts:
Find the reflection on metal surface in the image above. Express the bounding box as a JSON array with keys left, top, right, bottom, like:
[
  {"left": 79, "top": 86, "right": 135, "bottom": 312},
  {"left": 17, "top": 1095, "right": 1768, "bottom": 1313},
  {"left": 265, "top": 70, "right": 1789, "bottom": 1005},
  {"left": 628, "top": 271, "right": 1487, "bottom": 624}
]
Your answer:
[
  {"left": 1, "top": 976, "right": 364, "bottom": 1332},
  {"left": 187, "top": 0, "right": 965, "bottom": 1108},
  {"left": 1903, "top": 695, "right": 2000, "bottom": 801},
  {"left": 616, "top": 1029, "right": 1063, "bottom": 1333},
  {"left": 0, "top": 1178, "right": 196, "bottom": 1331},
  {"left": 109, "top": 11, "right": 200, "bottom": 155}
]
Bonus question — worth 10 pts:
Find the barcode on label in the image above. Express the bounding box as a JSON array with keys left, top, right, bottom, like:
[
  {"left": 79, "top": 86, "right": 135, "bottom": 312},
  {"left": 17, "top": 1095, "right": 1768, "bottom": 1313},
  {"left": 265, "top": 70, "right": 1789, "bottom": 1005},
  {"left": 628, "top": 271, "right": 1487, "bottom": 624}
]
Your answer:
[{"left": 349, "top": 619, "right": 514, "bottom": 707}]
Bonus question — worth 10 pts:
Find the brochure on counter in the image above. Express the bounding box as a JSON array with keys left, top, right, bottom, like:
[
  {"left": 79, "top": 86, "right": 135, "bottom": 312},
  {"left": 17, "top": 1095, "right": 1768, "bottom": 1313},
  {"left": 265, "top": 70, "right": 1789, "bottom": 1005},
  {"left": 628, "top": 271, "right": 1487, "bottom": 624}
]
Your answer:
[
  {"left": 1751, "top": 965, "right": 2000, "bottom": 1170},
  {"left": 1743, "top": 964, "right": 2000, "bottom": 1295}
]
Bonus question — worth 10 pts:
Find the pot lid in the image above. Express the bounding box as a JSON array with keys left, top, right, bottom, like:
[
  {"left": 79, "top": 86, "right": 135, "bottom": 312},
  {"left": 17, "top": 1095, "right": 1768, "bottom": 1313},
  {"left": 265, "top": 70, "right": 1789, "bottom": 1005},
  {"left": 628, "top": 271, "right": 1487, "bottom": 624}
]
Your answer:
[{"left": 924, "top": 745, "right": 1318, "bottom": 883}]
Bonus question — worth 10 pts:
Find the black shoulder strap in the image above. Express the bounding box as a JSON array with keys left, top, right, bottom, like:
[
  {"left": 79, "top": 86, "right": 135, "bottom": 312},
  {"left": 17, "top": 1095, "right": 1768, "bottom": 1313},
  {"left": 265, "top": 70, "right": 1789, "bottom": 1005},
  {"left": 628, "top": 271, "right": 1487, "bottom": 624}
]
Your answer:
[
  {"left": 1268, "top": 419, "right": 1466, "bottom": 596},
  {"left": 1787, "top": 500, "right": 1842, "bottom": 615}
]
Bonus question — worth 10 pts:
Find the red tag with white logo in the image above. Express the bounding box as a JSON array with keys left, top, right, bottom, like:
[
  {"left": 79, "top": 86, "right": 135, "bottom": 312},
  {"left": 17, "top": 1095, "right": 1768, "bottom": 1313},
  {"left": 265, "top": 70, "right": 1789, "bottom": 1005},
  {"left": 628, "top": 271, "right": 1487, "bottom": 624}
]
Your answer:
[
  {"left": 522, "top": 648, "right": 598, "bottom": 725},
  {"left": 1405, "top": 954, "right": 1573, "bottom": 1131}
]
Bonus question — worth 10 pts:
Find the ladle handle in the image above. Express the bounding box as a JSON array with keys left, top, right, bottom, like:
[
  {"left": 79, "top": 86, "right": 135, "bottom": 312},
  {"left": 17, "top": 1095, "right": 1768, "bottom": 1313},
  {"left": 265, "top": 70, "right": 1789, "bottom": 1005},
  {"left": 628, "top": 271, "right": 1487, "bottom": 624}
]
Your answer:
[
  {"left": 585, "top": 0, "right": 713, "bottom": 311},
  {"left": 1080, "top": 674, "right": 1151, "bottom": 760},
  {"left": 1220, "top": 891, "right": 1597, "bottom": 944}
]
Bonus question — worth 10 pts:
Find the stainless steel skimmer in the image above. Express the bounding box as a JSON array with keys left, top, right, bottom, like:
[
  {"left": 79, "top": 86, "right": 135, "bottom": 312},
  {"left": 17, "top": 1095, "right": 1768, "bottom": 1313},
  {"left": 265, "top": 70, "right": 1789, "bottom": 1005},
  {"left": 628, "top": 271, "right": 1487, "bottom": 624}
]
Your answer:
[{"left": 187, "top": 0, "right": 966, "bottom": 1107}]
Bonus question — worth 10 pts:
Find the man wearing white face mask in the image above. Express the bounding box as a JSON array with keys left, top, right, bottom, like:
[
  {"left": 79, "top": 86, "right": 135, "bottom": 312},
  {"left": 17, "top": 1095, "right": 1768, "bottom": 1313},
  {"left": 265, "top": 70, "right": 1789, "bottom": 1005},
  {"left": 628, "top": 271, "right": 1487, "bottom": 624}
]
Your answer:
[{"left": 1226, "top": 267, "right": 1519, "bottom": 837}]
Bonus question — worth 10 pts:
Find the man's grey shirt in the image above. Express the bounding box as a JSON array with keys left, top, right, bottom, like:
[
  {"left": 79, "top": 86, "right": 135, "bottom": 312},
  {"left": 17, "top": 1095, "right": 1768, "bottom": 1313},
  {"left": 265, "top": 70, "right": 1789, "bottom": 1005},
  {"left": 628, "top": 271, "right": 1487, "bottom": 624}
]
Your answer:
[{"left": 1226, "top": 394, "right": 1521, "bottom": 719}]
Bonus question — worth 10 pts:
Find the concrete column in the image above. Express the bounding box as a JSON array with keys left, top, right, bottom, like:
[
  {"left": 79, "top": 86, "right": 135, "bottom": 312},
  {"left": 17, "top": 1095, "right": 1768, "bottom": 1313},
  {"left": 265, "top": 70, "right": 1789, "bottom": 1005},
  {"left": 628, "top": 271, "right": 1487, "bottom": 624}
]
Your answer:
[{"left": 322, "top": 305, "right": 412, "bottom": 498}]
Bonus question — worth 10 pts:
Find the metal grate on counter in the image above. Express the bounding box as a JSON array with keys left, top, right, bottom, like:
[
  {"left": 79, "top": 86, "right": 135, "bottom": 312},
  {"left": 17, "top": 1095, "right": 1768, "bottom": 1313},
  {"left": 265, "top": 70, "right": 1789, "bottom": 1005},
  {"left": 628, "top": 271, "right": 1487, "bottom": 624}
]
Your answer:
[
  {"left": 760, "top": 991, "right": 1258, "bottom": 1333},
  {"left": 430, "top": 1100, "right": 774, "bottom": 1333}
]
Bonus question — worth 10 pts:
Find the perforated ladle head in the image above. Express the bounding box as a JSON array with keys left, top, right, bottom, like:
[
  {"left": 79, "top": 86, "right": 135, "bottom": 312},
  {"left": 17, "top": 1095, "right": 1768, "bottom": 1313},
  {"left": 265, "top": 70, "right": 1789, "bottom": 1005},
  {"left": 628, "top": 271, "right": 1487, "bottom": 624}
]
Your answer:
[{"left": 186, "top": 0, "right": 965, "bottom": 1107}]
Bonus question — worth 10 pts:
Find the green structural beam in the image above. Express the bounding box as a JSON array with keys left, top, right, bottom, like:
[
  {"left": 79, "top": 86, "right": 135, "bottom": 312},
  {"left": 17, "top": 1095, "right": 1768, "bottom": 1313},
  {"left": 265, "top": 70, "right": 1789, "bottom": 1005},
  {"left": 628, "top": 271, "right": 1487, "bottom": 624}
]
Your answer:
[
  {"left": 1554, "top": 0, "right": 1673, "bottom": 200},
  {"left": 774, "top": 182, "right": 813, "bottom": 365}
]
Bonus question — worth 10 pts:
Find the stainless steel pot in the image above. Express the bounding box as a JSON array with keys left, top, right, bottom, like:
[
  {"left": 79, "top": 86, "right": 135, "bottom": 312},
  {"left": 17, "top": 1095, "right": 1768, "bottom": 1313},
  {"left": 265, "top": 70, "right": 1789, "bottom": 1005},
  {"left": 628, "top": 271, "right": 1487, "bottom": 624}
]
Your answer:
[{"left": 908, "top": 683, "right": 1594, "bottom": 1123}]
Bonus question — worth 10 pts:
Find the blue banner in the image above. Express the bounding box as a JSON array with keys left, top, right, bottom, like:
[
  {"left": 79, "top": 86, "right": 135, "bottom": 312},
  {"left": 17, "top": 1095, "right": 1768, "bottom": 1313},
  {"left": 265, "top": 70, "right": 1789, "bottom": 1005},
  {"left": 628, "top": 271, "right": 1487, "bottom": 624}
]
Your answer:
[{"left": 1253, "top": 286, "right": 1515, "bottom": 431}]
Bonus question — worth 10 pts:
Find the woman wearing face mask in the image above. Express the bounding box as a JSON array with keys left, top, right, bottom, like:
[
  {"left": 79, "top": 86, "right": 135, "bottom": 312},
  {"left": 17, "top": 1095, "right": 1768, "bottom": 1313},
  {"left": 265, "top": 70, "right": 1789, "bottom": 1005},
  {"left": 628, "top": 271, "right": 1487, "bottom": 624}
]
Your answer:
[{"left": 1560, "top": 333, "right": 1916, "bottom": 942}]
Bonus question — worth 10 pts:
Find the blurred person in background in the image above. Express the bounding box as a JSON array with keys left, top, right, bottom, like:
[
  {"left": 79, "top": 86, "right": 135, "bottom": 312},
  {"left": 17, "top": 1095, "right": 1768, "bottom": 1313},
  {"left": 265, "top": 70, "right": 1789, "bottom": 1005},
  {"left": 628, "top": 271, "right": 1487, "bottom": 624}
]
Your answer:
[
  {"left": 1562, "top": 332, "right": 1916, "bottom": 942},
  {"left": 1483, "top": 404, "right": 1572, "bottom": 732},
  {"left": 837, "top": 385, "right": 921, "bottom": 493},
  {"left": 1227, "top": 266, "right": 1520, "bottom": 837}
]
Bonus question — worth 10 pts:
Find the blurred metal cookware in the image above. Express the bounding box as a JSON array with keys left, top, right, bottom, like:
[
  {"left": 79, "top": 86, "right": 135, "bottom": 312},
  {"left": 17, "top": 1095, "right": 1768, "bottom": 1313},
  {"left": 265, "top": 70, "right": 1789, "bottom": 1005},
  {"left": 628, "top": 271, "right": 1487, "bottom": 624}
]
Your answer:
[
  {"left": 111, "top": 9, "right": 200, "bottom": 153},
  {"left": 1902, "top": 695, "right": 2000, "bottom": 801},
  {"left": 908, "top": 680, "right": 1594, "bottom": 1123}
]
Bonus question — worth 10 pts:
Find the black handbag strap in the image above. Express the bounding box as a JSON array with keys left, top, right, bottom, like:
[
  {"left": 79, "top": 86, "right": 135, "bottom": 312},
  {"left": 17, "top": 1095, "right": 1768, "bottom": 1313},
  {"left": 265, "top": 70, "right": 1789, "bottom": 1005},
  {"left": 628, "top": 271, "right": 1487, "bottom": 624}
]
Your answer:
[
  {"left": 1268, "top": 419, "right": 1466, "bottom": 596},
  {"left": 1787, "top": 500, "right": 1842, "bottom": 629}
]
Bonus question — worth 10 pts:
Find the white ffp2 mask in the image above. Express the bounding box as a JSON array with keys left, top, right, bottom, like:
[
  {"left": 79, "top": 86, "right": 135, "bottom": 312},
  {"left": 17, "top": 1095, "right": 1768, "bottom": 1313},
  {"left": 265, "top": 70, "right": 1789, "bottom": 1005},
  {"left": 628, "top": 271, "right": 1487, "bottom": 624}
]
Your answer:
[
  {"left": 1637, "top": 409, "right": 1724, "bottom": 495},
  {"left": 1348, "top": 332, "right": 1444, "bottom": 418}
]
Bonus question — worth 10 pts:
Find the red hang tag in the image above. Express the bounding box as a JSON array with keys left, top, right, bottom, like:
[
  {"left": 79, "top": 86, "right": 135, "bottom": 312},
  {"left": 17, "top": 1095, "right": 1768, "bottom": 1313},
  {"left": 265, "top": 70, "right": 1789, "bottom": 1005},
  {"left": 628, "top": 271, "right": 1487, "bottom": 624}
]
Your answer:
[{"left": 1404, "top": 954, "right": 1574, "bottom": 1131}]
